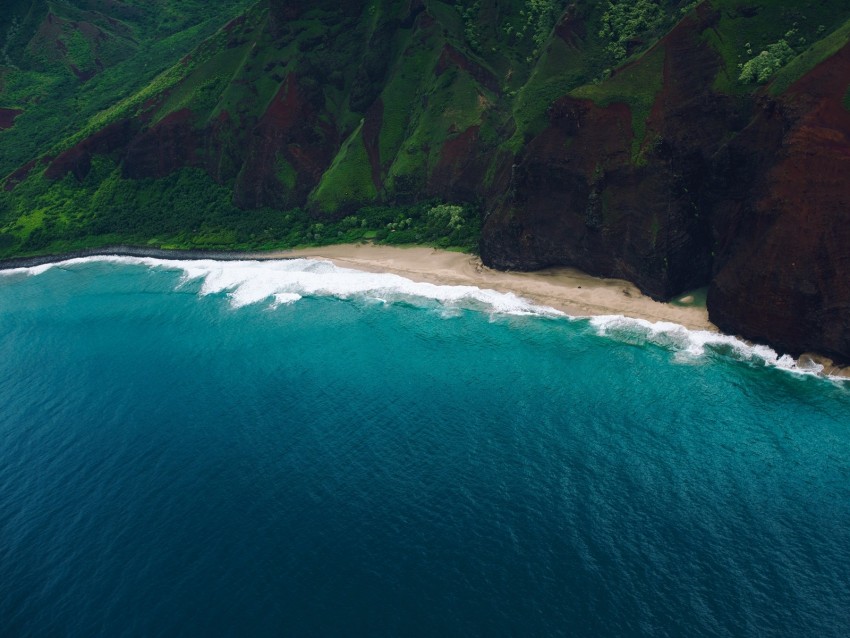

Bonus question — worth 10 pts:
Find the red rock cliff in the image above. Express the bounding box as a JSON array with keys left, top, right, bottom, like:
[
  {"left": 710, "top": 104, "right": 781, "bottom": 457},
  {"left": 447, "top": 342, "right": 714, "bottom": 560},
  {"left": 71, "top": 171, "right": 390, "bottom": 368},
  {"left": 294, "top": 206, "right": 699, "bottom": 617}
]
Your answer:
[{"left": 707, "top": 43, "right": 850, "bottom": 361}]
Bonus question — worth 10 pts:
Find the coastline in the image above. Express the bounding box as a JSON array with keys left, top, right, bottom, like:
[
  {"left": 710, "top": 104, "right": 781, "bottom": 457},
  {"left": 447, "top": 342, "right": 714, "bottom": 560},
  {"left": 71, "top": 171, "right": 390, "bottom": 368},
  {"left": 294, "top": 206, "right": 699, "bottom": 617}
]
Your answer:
[
  {"left": 269, "top": 244, "right": 716, "bottom": 331},
  {"left": 0, "top": 242, "right": 714, "bottom": 329},
  {"left": 2, "top": 243, "right": 847, "bottom": 378}
]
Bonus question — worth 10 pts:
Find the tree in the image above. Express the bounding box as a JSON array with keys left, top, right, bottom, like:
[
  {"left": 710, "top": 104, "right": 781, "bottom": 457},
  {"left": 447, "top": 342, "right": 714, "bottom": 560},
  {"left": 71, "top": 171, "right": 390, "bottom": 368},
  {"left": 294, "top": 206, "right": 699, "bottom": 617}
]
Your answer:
[
  {"left": 739, "top": 40, "right": 795, "bottom": 84},
  {"left": 599, "top": 0, "right": 666, "bottom": 61}
]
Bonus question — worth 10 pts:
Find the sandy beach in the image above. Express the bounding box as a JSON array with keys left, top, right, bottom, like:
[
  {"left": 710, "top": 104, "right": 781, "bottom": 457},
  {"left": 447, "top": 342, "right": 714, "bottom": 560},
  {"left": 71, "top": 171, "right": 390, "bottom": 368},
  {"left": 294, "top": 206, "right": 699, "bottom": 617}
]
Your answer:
[
  {"left": 3, "top": 241, "right": 846, "bottom": 376},
  {"left": 266, "top": 244, "right": 850, "bottom": 378},
  {"left": 259, "top": 243, "right": 716, "bottom": 331}
]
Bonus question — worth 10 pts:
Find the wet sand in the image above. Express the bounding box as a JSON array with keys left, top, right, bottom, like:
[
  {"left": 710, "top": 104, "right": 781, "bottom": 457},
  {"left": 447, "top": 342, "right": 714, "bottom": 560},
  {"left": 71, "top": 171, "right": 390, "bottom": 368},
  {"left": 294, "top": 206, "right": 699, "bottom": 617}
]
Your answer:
[
  {"left": 259, "top": 243, "right": 716, "bottom": 331},
  {"left": 4, "top": 242, "right": 846, "bottom": 377},
  {"left": 270, "top": 244, "right": 850, "bottom": 378}
]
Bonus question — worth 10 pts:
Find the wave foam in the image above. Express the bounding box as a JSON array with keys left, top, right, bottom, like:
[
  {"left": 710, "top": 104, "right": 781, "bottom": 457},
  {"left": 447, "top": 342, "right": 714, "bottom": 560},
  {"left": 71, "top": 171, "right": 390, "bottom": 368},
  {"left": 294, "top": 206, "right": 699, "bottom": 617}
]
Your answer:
[
  {"left": 9, "top": 255, "right": 563, "bottom": 317},
  {"left": 0, "top": 262, "right": 57, "bottom": 277},
  {"left": 6, "top": 255, "right": 844, "bottom": 381},
  {"left": 588, "top": 315, "right": 833, "bottom": 378}
]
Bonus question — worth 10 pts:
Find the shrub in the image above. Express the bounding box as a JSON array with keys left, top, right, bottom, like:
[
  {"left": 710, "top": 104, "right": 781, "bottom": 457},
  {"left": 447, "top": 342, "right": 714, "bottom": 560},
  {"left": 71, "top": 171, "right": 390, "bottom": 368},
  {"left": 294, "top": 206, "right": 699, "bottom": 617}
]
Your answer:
[
  {"left": 461, "top": 2, "right": 482, "bottom": 52},
  {"left": 739, "top": 39, "right": 796, "bottom": 83},
  {"left": 599, "top": 0, "right": 666, "bottom": 61},
  {"left": 427, "top": 204, "right": 465, "bottom": 230},
  {"left": 506, "top": 0, "right": 563, "bottom": 56}
]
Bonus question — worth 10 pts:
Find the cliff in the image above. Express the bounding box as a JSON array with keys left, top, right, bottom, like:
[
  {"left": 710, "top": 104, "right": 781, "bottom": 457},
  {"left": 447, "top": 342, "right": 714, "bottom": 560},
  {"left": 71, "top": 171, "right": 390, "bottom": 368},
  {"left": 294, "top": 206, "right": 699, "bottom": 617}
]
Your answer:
[
  {"left": 707, "top": 39, "right": 850, "bottom": 362},
  {"left": 2, "top": 0, "right": 850, "bottom": 361}
]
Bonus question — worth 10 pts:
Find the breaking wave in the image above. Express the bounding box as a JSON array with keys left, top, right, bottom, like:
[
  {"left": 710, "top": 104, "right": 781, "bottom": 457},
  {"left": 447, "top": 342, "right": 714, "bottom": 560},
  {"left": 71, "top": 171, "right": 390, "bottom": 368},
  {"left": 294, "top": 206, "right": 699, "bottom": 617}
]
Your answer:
[
  {"left": 4, "top": 255, "right": 844, "bottom": 382},
  {"left": 587, "top": 315, "right": 840, "bottom": 380},
  {"left": 2, "top": 255, "right": 563, "bottom": 316}
]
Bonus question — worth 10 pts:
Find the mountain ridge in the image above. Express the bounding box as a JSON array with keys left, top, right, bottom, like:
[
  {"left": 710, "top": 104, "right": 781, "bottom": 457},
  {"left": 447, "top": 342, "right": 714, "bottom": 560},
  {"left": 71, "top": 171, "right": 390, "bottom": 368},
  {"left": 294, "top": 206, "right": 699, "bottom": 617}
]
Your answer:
[{"left": 2, "top": 0, "right": 850, "bottom": 361}]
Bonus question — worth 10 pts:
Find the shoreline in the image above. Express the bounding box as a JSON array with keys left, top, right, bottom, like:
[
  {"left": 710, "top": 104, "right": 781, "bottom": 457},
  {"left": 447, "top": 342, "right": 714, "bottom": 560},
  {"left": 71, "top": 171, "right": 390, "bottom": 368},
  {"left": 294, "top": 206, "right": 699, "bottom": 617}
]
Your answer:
[
  {"left": 2, "top": 243, "right": 847, "bottom": 378},
  {"left": 272, "top": 244, "right": 717, "bottom": 331},
  {"left": 0, "top": 242, "right": 714, "bottom": 329}
]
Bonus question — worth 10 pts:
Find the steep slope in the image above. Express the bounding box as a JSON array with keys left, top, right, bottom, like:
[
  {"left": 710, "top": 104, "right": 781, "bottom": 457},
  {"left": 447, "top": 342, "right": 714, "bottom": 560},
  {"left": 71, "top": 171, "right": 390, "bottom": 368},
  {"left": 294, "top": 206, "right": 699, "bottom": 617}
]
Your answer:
[
  {"left": 0, "top": 0, "right": 253, "bottom": 176},
  {"left": 9, "top": 0, "right": 512, "bottom": 211},
  {"left": 478, "top": 0, "right": 850, "bottom": 360},
  {"left": 2, "top": 0, "right": 850, "bottom": 361},
  {"left": 2, "top": 0, "right": 595, "bottom": 242},
  {"left": 481, "top": 5, "right": 730, "bottom": 299},
  {"left": 707, "top": 33, "right": 850, "bottom": 361}
]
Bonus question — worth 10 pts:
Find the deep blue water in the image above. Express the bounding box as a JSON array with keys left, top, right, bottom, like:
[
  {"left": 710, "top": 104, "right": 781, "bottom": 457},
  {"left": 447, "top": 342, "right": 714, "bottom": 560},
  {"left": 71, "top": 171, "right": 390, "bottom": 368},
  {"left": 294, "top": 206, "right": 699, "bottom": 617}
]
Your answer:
[{"left": 1, "top": 258, "right": 849, "bottom": 637}]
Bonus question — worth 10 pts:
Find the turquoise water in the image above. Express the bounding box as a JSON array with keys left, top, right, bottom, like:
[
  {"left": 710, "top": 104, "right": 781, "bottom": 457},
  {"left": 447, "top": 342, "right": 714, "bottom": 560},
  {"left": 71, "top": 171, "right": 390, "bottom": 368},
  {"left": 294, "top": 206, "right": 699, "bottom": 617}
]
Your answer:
[{"left": 1, "top": 258, "right": 849, "bottom": 637}]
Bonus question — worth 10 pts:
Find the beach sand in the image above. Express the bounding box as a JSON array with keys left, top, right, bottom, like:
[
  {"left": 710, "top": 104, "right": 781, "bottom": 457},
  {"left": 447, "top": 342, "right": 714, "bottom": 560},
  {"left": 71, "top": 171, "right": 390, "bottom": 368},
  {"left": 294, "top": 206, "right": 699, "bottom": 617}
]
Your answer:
[
  {"left": 259, "top": 243, "right": 716, "bottom": 331},
  {"left": 3, "top": 241, "right": 847, "bottom": 377},
  {"left": 264, "top": 244, "right": 850, "bottom": 378}
]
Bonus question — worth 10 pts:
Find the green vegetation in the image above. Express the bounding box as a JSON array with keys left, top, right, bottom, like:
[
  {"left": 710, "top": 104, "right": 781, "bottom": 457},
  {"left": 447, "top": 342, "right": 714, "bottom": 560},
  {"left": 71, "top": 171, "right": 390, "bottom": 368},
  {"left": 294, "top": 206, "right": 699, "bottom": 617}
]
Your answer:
[
  {"left": 517, "top": 0, "right": 563, "bottom": 55},
  {"left": 360, "top": 201, "right": 479, "bottom": 249},
  {"left": 770, "top": 18, "right": 850, "bottom": 94},
  {"left": 704, "top": 0, "right": 850, "bottom": 94},
  {"left": 276, "top": 159, "right": 298, "bottom": 192},
  {"left": 599, "top": 0, "right": 666, "bottom": 61},
  {"left": 0, "top": 161, "right": 479, "bottom": 258},
  {"left": 507, "top": 32, "right": 594, "bottom": 151},
  {"left": 510, "top": 0, "right": 703, "bottom": 161},
  {"left": 570, "top": 43, "right": 665, "bottom": 160},
  {"left": 310, "top": 123, "right": 378, "bottom": 214},
  {"left": 377, "top": 41, "right": 429, "bottom": 166},
  {"left": 3, "top": 0, "right": 850, "bottom": 262},
  {"left": 461, "top": 1, "right": 483, "bottom": 52},
  {"left": 0, "top": 0, "right": 254, "bottom": 176},
  {"left": 384, "top": 52, "right": 492, "bottom": 198},
  {"left": 739, "top": 38, "right": 795, "bottom": 83}
]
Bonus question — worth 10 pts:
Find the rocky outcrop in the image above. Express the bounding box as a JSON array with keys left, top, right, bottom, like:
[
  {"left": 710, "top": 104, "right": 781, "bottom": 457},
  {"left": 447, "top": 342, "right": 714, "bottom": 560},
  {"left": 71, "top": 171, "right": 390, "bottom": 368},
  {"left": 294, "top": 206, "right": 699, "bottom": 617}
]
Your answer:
[
  {"left": 233, "top": 73, "right": 339, "bottom": 209},
  {"left": 45, "top": 118, "right": 136, "bottom": 180},
  {"left": 429, "top": 125, "right": 491, "bottom": 203},
  {"left": 481, "top": 8, "right": 731, "bottom": 299},
  {"left": 121, "top": 110, "right": 199, "bottom": 179},
  {"left": 0, "top": 109, "right": 23, "bottom": 131},
  {"left": 6, "top": 0, "right": 850, "bottom": 361},
  {"left": 707, "top": 43, "right": 850, "bottom": 361},
  {"left": 478, "top": 6, "right": 850, "bottom": 361}
]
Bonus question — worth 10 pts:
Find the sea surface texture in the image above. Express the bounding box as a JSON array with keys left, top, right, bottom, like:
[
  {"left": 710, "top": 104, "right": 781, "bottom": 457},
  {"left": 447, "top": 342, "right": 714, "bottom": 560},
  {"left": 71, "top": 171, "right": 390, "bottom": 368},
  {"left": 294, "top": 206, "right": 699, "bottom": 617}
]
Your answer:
[{"left": 1, "top": 258, "right": 849, "bottom": 637}]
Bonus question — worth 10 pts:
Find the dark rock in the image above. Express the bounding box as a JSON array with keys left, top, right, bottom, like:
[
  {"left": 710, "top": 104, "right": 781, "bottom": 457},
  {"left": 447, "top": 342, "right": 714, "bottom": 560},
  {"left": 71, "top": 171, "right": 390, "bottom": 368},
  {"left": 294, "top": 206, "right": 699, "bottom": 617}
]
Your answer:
[
  {"left": 122, "top": 110, "right": 198, "bottom": 179},
  {"left": 45, "top": 118, "right": 136, "bottom": 181},
  {"left": 0, "top": 108, "right": 23, "bottom": 131},
  {"left": 707, "top": 43, "right": 850, "bottom": 362}
]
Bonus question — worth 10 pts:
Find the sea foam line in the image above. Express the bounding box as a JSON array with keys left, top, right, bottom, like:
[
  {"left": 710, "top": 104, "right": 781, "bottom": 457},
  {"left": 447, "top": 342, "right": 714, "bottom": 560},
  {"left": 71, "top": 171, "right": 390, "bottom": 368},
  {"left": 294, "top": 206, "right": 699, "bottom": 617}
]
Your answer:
[
  {"left": 4, "top": 255, "right": 844, "bottom": 382},
  {"left": 587, "top": 315, "right": 838, "bottom": 380},
  {"left": 2, "top": 255, "right": 563, "bottom": 316}
]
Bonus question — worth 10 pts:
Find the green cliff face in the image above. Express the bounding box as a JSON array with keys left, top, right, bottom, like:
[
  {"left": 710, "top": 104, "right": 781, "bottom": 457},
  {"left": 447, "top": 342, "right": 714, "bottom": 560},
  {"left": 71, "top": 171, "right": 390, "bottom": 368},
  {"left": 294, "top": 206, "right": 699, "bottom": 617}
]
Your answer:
[
  {"left": 0, "top": 0, "right": 700, "bottom": 234},
  {"left": 2, "top": 0, "right": 850, "bottom": 360}
]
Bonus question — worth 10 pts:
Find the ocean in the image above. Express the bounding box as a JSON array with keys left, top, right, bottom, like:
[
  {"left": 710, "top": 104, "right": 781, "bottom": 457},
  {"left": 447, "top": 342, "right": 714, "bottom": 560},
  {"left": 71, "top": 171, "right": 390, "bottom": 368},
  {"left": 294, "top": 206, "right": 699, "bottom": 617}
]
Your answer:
[{"left": 1, "top": 257, "right": 849, "bottom": 637}]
